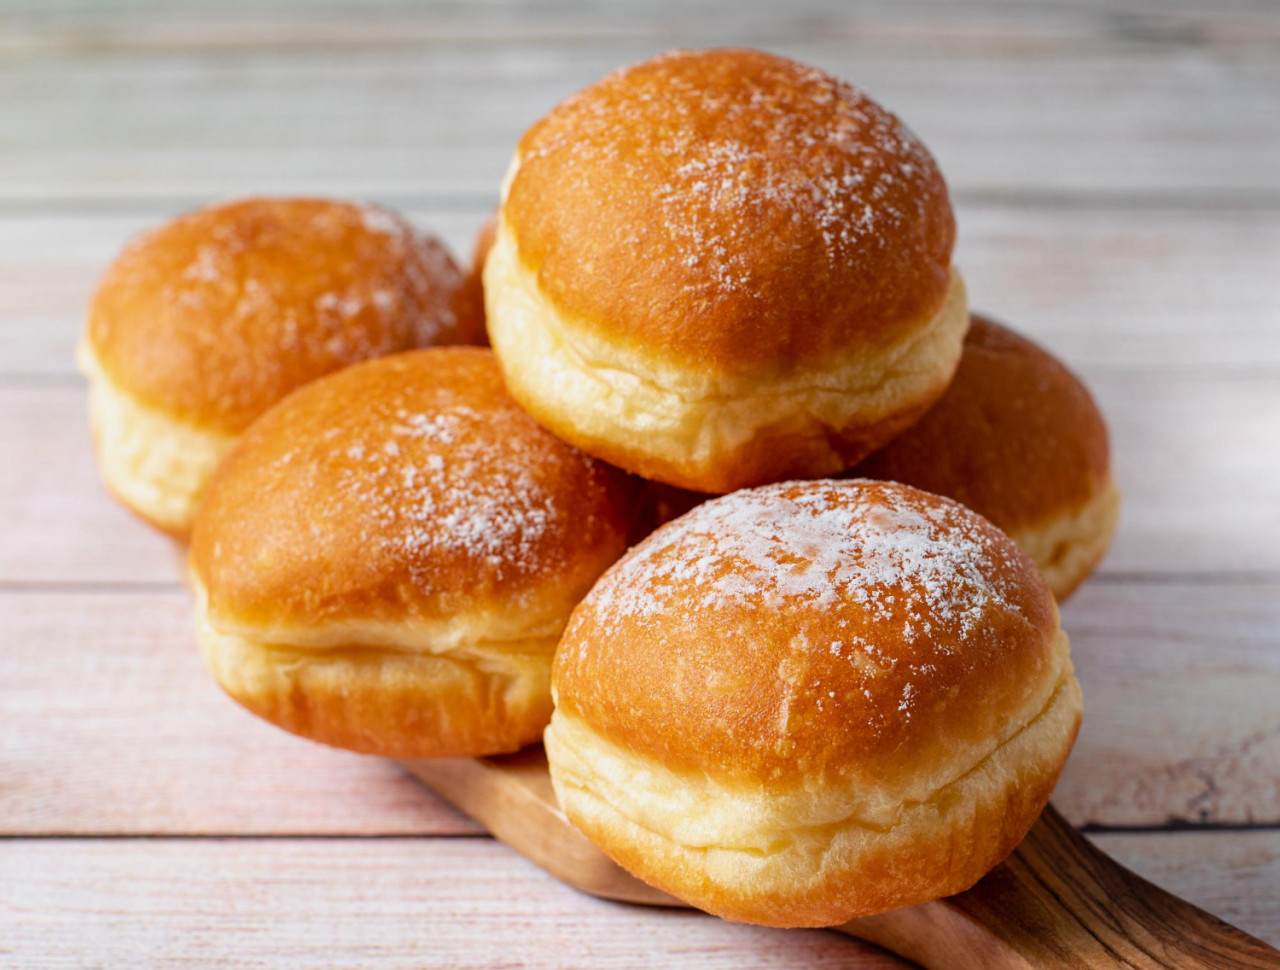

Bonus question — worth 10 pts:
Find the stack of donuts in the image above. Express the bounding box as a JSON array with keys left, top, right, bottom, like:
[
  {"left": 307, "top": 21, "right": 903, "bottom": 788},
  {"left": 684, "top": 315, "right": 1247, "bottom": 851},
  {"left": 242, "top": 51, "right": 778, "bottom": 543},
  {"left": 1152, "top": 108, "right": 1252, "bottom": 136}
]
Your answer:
[{"left": 82, "top": 49, "right": 1117, "bottom": 927}]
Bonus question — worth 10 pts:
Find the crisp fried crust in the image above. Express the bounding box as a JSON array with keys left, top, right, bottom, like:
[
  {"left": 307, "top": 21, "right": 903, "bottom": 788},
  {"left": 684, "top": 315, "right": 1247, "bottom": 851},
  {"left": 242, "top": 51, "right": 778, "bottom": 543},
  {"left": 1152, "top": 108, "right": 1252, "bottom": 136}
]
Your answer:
[
  {"left": 855, "top": 316, "right": 1118, "bottom": 599},
  {"left": 489, "top": 49, "right": 966, "bottom": 492},
  {"left": 190, "top": 347, "right": 639, "bottom": 757},
  {"left": 547, "top": 479, "right": 1081, "bottom": 926}
]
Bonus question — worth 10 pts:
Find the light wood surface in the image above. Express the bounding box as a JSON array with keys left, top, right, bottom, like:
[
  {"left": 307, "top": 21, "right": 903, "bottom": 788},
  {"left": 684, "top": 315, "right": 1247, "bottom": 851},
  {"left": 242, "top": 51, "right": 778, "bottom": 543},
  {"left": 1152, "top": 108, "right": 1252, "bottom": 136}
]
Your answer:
[
  {"left": 1, "top": 1, "right": 1277, "bottom": 965},
  {"left": 4, "top": 833, "right": 1279, "bottom": 970},
  {"left": 401, "top": 753, "right": 1280, "bottom": 967}
]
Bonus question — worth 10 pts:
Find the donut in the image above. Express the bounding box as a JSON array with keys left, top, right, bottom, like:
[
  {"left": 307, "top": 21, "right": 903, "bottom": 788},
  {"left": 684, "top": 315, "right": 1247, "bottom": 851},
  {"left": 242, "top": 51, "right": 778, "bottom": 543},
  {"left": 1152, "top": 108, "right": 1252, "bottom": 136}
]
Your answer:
[
  {"left": 79, "top": 197, "right": 484, "bottom": 539},
  {"left": 486, "top": 48, "right": 967, "bottom": 494},
  {"left": 457, "top": 210, "right": 499, "bottom": 345},
  {"left": 189, "top": 347, "right": 638, "bottom": 758},
  {"left": 854, "top": 316, "right": 1119, "bottom": 599},
  {"left": 472, "top": 209, "right": 499, "bottom": 271},
  {"left": 545, "top": 479, "right": 1081, "bottom": 927}
]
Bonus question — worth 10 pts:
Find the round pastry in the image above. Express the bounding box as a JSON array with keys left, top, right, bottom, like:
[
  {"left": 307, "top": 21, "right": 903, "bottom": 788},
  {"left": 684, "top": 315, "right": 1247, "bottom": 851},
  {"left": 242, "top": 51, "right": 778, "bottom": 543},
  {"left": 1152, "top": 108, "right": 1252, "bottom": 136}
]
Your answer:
[
  {"left": 546, "top": 479, "right": 1081, "bottom": 927},
  {"left": 79, "top": 197, "right": 484, "bottom": 539},
  {"left": 855, "top": 316, "right": 1119, "bottom": 600},
  {"left": 486, "top": 48, "right": 967, "bottom": 494},
  {"left": 457, "top": 210, "right": 499, "bottom": 345},
  {"left": 472, "top": 210, "right": 498, "bottom": 271},
  {"left": 189, "top": 347, "right": 638, "bottom": 758}
]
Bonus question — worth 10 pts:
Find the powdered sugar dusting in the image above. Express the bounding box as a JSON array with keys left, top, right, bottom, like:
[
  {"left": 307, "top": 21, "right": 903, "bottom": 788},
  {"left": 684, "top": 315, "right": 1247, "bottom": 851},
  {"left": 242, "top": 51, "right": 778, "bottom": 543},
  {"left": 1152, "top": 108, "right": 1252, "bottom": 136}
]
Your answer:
[
  {"left": 92, "top": 199, "right": 464, "bottom": 425},
  {"left": 585, "top": 479, "right": 1026, "bottom": 654},
  {"left": 263, "top": 370, "right": 610, "bottom": 591},
  {"left": 356, "top": 203, "right": 407, "bottom": 238},
  {"left": 520, "top": 49, "right": 943, "bottom": 304},
  {"left": 344, "top": 403, "right": 551, "bottom": 580}
]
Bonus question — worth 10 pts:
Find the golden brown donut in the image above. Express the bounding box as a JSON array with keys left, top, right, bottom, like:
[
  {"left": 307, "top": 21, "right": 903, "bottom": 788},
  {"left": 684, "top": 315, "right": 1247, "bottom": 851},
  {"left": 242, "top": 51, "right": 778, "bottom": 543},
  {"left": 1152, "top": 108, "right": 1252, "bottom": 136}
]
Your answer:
[
  {"left": 486, "top": 48, "right": 968, "bottom": 494},
  {"left": 457, "top": 210, "right": 499, "bottom": 346},
  {"left": 189, "top": 347, "right": 638, "bottom": 758},
  {"left": 546, "top": 479, "right": 1081, "bottom": 927},
  {"left": 79, "top": 197, "right": 484, "bottom": 539},
  {"left": 854, "top": 316, "right": 1119, "bottom": 600}
]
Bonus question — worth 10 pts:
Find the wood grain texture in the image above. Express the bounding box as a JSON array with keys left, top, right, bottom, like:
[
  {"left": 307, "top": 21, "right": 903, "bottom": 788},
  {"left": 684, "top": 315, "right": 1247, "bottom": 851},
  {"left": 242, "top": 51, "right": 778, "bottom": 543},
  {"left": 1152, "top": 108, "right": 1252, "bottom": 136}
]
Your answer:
[
  {"left": 2, "top": 832, "right": 1276, "bottom": 968},
  {"left": 0, "top": 43, "right": 1276, "bottom": 203},
  {"left": 2, "top": 0, "right": 1278, "bottom": 55},
  {"left": 1100, "top": 831, "right": 1280, "bottom": 953},
  {"left": 1, "top": 1, "right": 1278, "bottom": 964},
  {"left": 1057, "top": 582, "right": 1280, "bottom": 827},
  {"left": 0, "top": 838, "right": 911, "bottom": 970},
  {"left": 1096, "top": 375, "right": 1280, "bottom": 574},
  {"left": 0, "top": 589, "right": 478, "bottom": 836},
  {"left": 849, "top": 807, "right": 1280, "bottom": 968},
  {"left": 4, "top": 204, "right": 1279, "bottom": 379},
  {"left": 403, "top": 752, "right": 1280, "bottom": 965},
  {"left": 2, "top": 581, "right": 1275, "bottom": 835},
  {"left": 0, "top": 385, "right": 186, "bottom": 585}
]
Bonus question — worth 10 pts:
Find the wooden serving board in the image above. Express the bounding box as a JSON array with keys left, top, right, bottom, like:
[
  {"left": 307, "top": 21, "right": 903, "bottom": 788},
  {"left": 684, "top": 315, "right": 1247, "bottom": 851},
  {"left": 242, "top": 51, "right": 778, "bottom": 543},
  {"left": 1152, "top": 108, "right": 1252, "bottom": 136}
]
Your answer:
[{"left": 401, "top": 749, "right": 1280, "bottom": 970}]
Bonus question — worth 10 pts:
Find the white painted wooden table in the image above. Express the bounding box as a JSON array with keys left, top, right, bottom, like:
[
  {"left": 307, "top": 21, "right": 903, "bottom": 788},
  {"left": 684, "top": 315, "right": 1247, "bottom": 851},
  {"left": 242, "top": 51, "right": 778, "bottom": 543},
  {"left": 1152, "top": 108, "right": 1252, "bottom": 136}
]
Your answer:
[{"left": 2, "top": 2, "right": 1278, "bottom": 965}]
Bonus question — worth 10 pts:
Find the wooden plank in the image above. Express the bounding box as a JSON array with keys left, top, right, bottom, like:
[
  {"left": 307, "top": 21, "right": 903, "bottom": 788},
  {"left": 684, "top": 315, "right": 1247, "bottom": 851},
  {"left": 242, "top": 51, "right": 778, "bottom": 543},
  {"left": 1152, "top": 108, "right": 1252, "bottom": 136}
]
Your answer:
[
  {"left": 955, "top": 204, "right": 1280, "bottom": 371},
  {"left": 0, "top": 838, "right": 913, "bottom": 969},
  {"left": 0, "top": 589, "right": 478, "bottom": 836},
  {"left": 1, "top": 833, "right": 1274, "bottom": 966},
  {"left": 3, "top": 203, "right": 1279, "bottom": 379},
  {"left": 2, "top": 0, "right": 1277, "bottom": 55},
  {"left": 0, "top": 384, "right": 189, "bottom": 585},
  {"left": 3, "top": 373, "right": 1277, "bottom": 584},
  {"left": 1090, "top": 834, "right": 1280, "bottom": 952},
  {"left": 0, "top": 43, "right": 1276, "bottom": 202},
  {"left": 1091, "top": 830, "right": 1280, "bottom": 949},
  {"left": 2, "top": 581, "right": 1275, "bottom": 835},
  {"left": 1096, "top": 373, "right": 1280, "bottom": 575},
  {"left": 1056, "top": 581, "right": 1280, "bottom": 827}
]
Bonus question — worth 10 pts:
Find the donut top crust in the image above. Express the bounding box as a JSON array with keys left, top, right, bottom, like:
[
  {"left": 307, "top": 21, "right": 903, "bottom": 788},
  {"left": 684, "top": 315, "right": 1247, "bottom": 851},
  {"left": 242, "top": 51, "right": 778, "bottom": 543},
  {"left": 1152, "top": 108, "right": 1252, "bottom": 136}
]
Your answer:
[
  {"left": 87, "top": 198, "right": 479, "bottom": 434},
  {"left": 855, "top": 316, "right": 1112, "bottom": 534},
  {"left": 191, "top": 348, "right": 638, "bottom": 630},
  {"left": 506, "top": 48, "right": 955, "bottom": 373},
  {"left": 554, "top": 479, "right": 1061, "bottom": 791}
]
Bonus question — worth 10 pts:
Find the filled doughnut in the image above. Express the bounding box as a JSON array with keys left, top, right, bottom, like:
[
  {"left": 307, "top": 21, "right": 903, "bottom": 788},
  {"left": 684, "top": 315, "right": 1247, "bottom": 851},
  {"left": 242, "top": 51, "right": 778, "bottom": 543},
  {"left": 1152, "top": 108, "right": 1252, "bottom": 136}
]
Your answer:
[
  {"left": 546, "top": 478, "right": 1081, "bottom": 927},
  {"left": 189, "top": 347, "right": 637, "bottom": 758},
  {"left": 80, "top": 197, "right": 482, "bottom": 538},
  {"left": 855, "top": 316, "right": 1119, "bottom": 599},
  {"left": 486, "top": 48, "right": 967, "bottom": 493},
  {"left": 458, "top": 210, "right": 499, "bottom": 345}
]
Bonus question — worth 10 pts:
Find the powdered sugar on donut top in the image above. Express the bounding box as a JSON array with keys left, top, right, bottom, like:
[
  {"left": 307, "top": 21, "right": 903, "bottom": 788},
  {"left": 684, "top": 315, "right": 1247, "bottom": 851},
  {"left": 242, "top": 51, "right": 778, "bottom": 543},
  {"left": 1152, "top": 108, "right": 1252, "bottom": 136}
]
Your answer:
[
  {"left": 348, "top": 404, "right": 555, "bottom": 579},
  {"left": 262, "top": 371, "right": 608, "bottom": 591},
  {"left": 519, "top": 49, "right": 945, "bottom": 302},
  {"left": 160, "top": 200, "right": 459, "bottom": 345},
  {"left": 96, "top": 199, "right": 462, "bottom": 423},
  {"left": 586, "top": 479, "right": 1026, "bottom": 644}
]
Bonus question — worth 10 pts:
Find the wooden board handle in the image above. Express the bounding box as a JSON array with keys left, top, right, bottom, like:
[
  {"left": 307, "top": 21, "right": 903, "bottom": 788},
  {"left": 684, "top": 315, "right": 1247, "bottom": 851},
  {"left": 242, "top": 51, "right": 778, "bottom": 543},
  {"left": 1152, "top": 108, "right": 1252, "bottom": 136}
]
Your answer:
[
  {"left": 401, "top": 751, "right": 1280, "bottom": 969},
  {"left": 843, "top": 805, "right": 1280, "bottom": 969},
  {"left": 401, "top": 748, "right": 678, "bottom": 906}
]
